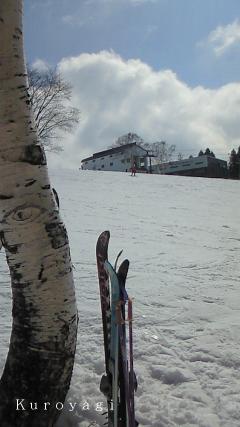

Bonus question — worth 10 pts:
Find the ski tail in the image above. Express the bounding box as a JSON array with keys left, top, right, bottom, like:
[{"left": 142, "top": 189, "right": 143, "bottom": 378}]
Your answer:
[
  {"left": 128, "top": 298, "right": 138, "bottom": 427},
  {"left": 117, "top": 260, "right": 138, "bottom": 427},
  {"left": 97, "top": 232, "right": 138, "bottom": 427},
  {"left": 96, "top": 231, "right": 111, "bottom": 374},
  {"left": 104, "top": 260, "right": 121, "bottom": 427},
  {"left": 96, "top": 231, "right": 113, "bottom": 424},
  {"left": 117, "top": 259, "right": 130, "bottom": 426}
]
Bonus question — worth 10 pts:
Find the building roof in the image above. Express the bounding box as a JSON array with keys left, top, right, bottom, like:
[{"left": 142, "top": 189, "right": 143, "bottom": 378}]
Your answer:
[{"left": 81, "top": 142, "right": 149, "bottom": 162}]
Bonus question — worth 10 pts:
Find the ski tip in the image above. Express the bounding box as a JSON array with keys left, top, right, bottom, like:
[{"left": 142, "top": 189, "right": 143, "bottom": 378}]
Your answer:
[
  {"left": 100, "top": 230, "right": 110, "bottom": 239},
  {"left": 96, "top": 230, "right": 110, "bottom": 248},
  {"left": 114, "top": 249, "right": 123, "bottom": 270},
  {"left": 117, "top": 249, "right": 123, "bottom": 258},
  {"left": 118, "top": 259, "right": 130, "bottom": 277}
]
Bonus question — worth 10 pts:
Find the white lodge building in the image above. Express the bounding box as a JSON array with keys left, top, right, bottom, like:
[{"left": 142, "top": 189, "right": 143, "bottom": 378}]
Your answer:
[{"left": 81, "top": 142, "right": 151, "bottom": 172}]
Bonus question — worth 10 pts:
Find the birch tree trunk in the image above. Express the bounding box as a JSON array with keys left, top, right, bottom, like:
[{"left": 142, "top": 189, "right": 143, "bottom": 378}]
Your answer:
[{"left": 0, "top": 1, "right": 78, "bottom": 426}]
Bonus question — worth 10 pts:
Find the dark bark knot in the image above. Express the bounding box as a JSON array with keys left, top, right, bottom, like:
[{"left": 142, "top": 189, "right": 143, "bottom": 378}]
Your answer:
[
  {"left": 3, "top": 205, "right": 43, "bottom": 226},
  {"left": 12, "top": 291, "right": 38, "bottom": 332},
  {"left": 21, "top": 145, "right": 46, "bottom": 166},
  {"left": 25, "top": 179, "right": 37, "bottom": 188},
  {"left": 14, "top": 73, "right": 27, "bottom": 77},
  {"left": 0, "top": 194, "right": 13, "bottom": 200},
  {"left": 38, "top": 265, "right": 47, "bottom": 284},
  {"left": 52, "top": 188, "right": 60, "bottom": 208},
  {"left": 12, "top": 207, "right": 41, "bottom": 223},
  {"left": 0, "top": 231, "right": 19, "bottom": 254},
  {"left": 15, "top": 26, "right": 23, "bottom": 35},
  {"left": 45, "top": 222, "right": 68, "bottom": 250},
  {"left": 11, "top": 264, "right": 23, "bottom": 284}
]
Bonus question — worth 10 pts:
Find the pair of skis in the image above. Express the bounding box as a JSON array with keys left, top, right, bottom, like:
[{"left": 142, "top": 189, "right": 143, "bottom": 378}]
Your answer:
[{"left": 96, "top": 231, "right": 138, "bottom": 427}]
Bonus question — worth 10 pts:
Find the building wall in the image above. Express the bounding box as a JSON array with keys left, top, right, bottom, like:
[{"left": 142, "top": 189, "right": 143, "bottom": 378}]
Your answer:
[
  {"left": 81, "top": 145, "right": 148, "bottom": 171},
  {"left": 207, "top": 156, "right": 228, "bottom": 178},
  {"left": 152, "top": 156, "right": 228, "bottom": 178},
  {"left": 154, "top": 156, "right": 208, "bottom": 174}
]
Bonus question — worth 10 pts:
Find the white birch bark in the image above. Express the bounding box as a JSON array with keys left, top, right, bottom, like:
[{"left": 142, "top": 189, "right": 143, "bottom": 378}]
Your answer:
[{"left": 0, "top": 1, "right": 78, "bottom": 426}]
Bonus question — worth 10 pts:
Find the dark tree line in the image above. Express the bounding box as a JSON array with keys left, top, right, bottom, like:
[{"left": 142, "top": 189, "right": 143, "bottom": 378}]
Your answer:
[
  {"left": 229, "top": 147, "right": 240, "bottom": 179},
  {"left": 198, "top": 148, "right": 215, "bottom": 157}
]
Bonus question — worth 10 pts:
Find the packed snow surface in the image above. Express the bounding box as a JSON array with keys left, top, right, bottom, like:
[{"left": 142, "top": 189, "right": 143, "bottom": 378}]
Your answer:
[{"left": 1, "top": 169, "right": 240, "bottom": 427}]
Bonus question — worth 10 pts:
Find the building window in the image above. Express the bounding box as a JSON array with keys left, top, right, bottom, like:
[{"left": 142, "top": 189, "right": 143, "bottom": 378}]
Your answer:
[
  {"left": 110, "top": 162, "right": 113, "bottom": 166},
  {"left": 92, "top": 159, "right": 95, "bottom": 163},
  {"left": 195, "top": 161, "right": 203, "bottom": 165},
  {"left": 121, "top": 159, "right": 125, "bottom": 163},
  {"left": 101, "top": 165, "right": 104, "bottom": 168},
  {"left": 110, "top": 155, "right": 113, "bottom": 157},
  {"left": 127, "top": 158, "right": 130, "bottom": 163},
  {"left": 101, "top": 157, "right": 105, "bottom": 160}
]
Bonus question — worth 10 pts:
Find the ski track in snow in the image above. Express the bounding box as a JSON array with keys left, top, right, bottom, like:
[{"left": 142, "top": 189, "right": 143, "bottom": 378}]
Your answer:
[{"left": 0, "top": 169, "right": 240, "bottom": 427}]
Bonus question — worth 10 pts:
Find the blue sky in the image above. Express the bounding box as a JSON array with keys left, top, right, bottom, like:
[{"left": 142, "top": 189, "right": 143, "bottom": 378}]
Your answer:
[
  {"left": 24, "top": 0, "right": 240, "bottom": 88},
  {"left": 23, "top": 0, "right": 240, "bottom": 167}
]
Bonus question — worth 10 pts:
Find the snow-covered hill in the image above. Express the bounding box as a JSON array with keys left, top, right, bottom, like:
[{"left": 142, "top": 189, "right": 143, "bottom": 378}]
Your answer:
[{"left": 1, "top": 169, "right": 240, "bottom": 427}]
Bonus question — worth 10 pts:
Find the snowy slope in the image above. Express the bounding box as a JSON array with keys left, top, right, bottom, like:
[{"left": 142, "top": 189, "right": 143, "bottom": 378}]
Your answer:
[{"left": 1, "top": 169, "right": 240, "bottom": 427}]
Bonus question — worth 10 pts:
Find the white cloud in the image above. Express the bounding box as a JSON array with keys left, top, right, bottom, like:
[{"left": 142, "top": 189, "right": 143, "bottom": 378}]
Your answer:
[
  {"left": 31, "top": 58, "right": 50, "bottom": 72},
  {"left": 62, "top": 15, "right": 76, "bottom": 25},
  {"left": 204, "top": 19, "right": 240, "bottom": 56},
  {"left": 127, "top": 0, "right": 158, "bottom": 3},
  {"left": 61, "top": 0, "right": 157, "bottom": 28},
  {"left": 47, "top": 50, "right": 240, "bottom": 169},
  {"left": 85, "top": 0, "right": 158, "bottom": 3},
  {"left": 62, "top": 14, "right": 94, "bottom": 27}
]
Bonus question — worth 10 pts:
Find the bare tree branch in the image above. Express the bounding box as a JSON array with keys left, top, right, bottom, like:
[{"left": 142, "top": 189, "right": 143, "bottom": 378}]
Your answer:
[
  {"left": 28, "top": 65, "right": 80, "bottom": 153},
  {"left": 151, "top": 141, "right": 176, "bottom": 163},
  {"left": 111, "top": 132, "right": 145, "bottom": 148},
  {"left": 111, "top": 133, "right": 175, "bottom": 163}
]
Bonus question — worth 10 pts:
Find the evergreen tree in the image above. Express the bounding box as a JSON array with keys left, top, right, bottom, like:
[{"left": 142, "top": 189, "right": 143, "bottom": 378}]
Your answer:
[
  {"left": 198, "top": 150, "right": 204, "bottom": 156},
  {"left": 236, "top": 147, "right": 240, "bottom": 178},
  {"left": 229, "top": 149, "right": 239, "bottom": 179},
  {"left": 204, "top": 148, "right": 215, "bottom": 157}
]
